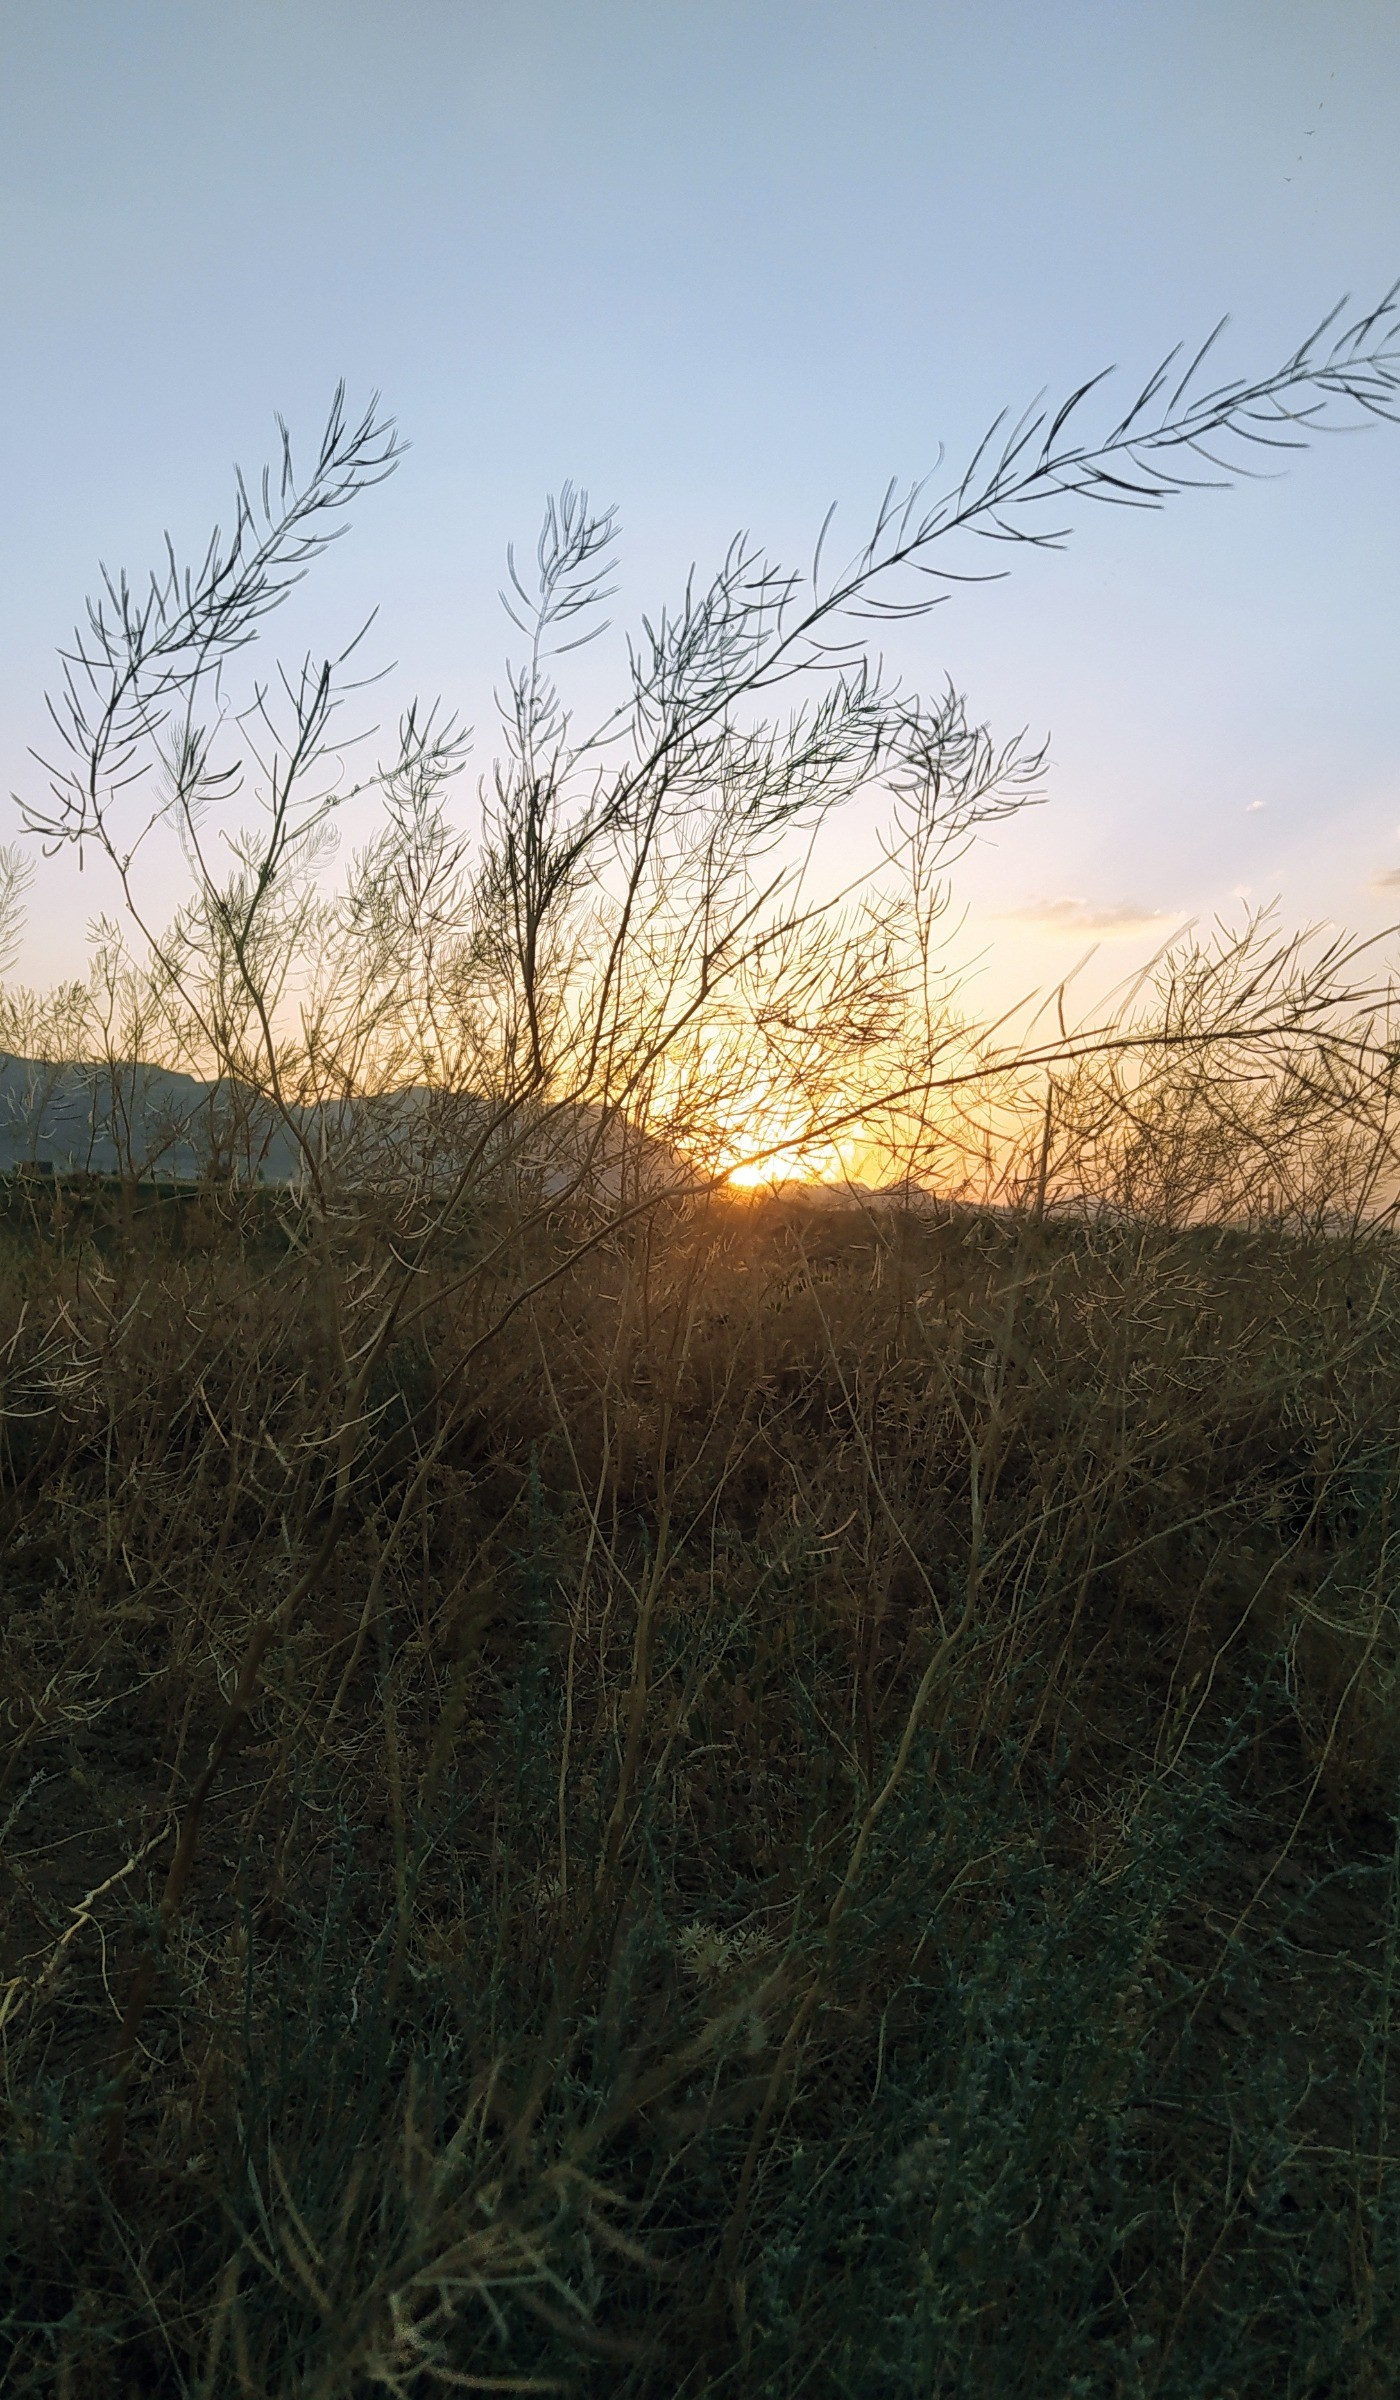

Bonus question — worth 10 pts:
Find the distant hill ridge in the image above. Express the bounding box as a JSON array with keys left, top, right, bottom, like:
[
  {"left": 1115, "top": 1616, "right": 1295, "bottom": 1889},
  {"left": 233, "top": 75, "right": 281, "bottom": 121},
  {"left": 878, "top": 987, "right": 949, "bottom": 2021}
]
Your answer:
[
  {"left": 0, "top": 1055, "right": 966, "bottom": 1210},
  {"left": 0, "top": 1054, "right": 685, "bottom": 1196}
]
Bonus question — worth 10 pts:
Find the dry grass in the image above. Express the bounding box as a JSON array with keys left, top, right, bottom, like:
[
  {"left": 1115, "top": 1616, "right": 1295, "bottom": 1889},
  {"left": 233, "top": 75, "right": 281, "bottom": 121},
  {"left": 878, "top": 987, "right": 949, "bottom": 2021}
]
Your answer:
[
  {"left": 2, "top": 1170, "right": 1398, "bottom": 2396},
  {"left": 8, "top": 312, "right": 1400, "bottom": 2390}
]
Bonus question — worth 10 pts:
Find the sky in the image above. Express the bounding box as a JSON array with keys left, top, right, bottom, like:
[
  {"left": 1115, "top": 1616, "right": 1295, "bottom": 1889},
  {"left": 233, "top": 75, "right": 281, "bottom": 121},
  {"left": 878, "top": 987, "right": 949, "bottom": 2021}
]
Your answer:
[{"left": 2, "top": 0, "right": 1399, "bottom": 1025}]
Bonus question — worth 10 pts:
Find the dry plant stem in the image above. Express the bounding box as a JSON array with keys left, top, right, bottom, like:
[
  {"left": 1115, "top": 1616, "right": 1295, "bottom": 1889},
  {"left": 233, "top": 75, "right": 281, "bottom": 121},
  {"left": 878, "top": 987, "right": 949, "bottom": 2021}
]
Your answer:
[
  {"left": 530, "top": 1315, "right": 617, "bottom": 1916},
  {"left": 1187, "top": 1561, "right": 1393, "bottom": 2024},
  {"left": 314, "top": 1400, "right": 468, "bottom": 1751},
  {"left": 712, "top": 1242, "right": 1014, "bottom": 2290},
  {"left": 712, "top": 1588, "right": 979, "bottom": 2296},
  {"left": 0, "top": 1823, "right": 171, "bottom": 2034}
]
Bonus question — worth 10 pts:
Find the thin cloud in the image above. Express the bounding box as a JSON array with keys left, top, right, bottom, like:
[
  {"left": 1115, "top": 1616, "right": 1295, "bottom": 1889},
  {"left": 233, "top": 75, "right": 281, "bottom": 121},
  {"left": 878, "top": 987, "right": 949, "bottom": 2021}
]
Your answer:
[
  {"left": 1244, "top": 800, "right": 1267, "bottom": 813},
  {"left": 997, "top": 897, "right": 1169, "bottom": 935},
  {"left": 1370, "top": 867, "right": 1400, "bottom": 892}
]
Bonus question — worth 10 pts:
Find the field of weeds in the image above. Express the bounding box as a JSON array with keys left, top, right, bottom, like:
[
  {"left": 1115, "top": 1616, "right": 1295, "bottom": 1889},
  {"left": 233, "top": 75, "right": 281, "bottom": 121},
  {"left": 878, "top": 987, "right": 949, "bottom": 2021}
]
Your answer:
[
  {"left": 7, "top": 302, "right": 1400, "bottom": 2393},
  {"left": 3, "top": 1176, "right": 1399, "bottom": 2395}
]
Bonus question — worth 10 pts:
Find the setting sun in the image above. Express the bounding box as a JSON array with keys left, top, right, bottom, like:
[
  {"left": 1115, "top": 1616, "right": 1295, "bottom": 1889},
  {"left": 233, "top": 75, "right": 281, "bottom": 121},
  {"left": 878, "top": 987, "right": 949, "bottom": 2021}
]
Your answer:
[
  {"left": 702, "top": 1091, "right": 858, "bottom": 1189},
  {"left": 723, "top": 1141, "right": 841, "bottom": 1189}
]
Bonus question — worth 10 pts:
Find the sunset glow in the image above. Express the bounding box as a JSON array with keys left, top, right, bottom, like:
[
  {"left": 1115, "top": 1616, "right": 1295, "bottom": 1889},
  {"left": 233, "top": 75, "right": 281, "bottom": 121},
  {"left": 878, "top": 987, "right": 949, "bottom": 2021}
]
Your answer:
[{"left": 713, "top": 1109, "right": 854, "bottom": 1190}]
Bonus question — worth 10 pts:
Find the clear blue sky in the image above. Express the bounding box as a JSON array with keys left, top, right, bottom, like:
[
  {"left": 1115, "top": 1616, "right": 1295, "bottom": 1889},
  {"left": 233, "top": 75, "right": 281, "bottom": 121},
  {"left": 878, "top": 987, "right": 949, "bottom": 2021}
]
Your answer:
[{"left": 3, "top": 0, "right": 1399, "bottom": 1009}]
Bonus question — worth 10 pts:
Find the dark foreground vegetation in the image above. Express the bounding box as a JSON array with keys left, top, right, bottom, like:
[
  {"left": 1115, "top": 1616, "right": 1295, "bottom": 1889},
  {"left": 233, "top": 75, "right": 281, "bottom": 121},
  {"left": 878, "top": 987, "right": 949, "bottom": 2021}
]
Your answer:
[{"left": 3, "top": 1176, "right": 1398, "bottom": 2396}]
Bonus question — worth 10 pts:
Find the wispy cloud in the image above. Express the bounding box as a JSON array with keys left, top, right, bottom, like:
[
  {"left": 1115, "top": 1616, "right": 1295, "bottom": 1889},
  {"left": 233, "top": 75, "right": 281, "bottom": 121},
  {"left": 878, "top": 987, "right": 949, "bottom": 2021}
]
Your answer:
[
  {"left": 996, "top": 897, "right": 1169, "bottom": 935},
  {"left": 1370, "top": 867, "right": 1400, "bottom": 892},
  {"left": 1244, "top": 799, "right": 1267, "bottom": 813}
]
